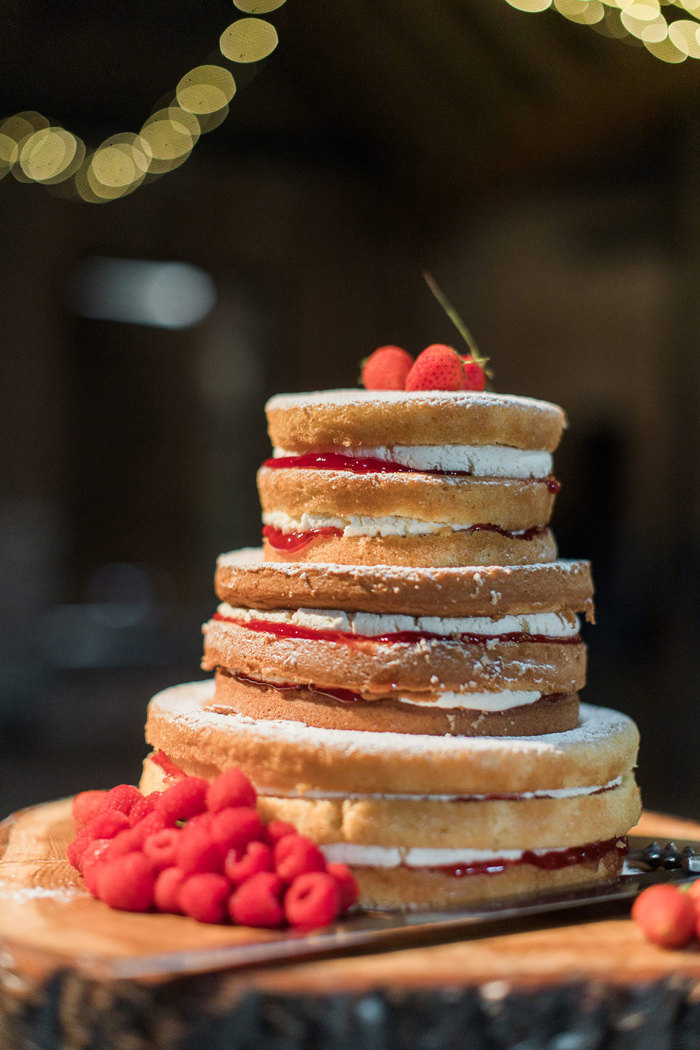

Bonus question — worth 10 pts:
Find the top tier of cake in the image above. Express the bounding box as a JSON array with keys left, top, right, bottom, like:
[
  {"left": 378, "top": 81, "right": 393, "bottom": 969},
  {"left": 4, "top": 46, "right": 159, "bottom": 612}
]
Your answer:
[
  {"left": 201, "top": 385, "right": 593, "bottom": 740},
  {"left": 259, "top": 389, "right": 567, "bottom": 567}
]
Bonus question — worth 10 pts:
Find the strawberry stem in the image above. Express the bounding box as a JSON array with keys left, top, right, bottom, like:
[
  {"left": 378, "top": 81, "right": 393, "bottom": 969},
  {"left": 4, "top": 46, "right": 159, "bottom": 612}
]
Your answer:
[{"left": 423, "top": 272, "right": 488, "bottom": 368}]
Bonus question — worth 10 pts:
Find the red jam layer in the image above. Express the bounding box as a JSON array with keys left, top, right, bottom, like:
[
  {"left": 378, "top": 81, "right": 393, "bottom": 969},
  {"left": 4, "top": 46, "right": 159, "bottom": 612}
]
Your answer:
[
  {"left": 264, "top": 453, "right": 417, "bottom": 474},
  {"left": 213, "top": 613, "right": 582, "bottom": 646},
  {"left": 234, "top": 671, "right": 362, "bottom": 704},
  {"left": 262, "top": 525, "right": 343, "bottom": 551},
  {"left": 231, "top": 671, "right": 564, "bottom": 712},
  {"left": 151, "top": 750, "right": 187, "bottom": 782},
  {"left": 263, "top": 452, "right": 561, "bottom": 493},
  {"left": 262, "top": 523, "right": 549, "bottom": 553},
  {"left": 420, "top": 836, "right": 629, "bottom": 878}
]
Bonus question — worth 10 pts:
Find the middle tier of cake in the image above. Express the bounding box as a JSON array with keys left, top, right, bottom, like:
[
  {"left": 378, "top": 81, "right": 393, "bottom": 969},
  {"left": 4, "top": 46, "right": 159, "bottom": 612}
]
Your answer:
[{"left": 201, "top": 548, "right": 595, "bottom": 738}]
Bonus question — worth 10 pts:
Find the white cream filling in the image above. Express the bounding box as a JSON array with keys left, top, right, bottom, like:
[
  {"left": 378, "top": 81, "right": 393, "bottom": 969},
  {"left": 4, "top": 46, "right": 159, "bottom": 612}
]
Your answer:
[
  {"left": 216, "top": 603, "right": 580, "bottom": 639},
  {"left": 273, "top": 444, "right": 553, "bottom": 479},
  {"left": 233, "top": 673, "right": 543, "bottom": 712},
  {"left": 393, "top": 689, "right": 542, "bottom": 711},
  {"left": 255, "top": 775, "right": 622, "bottom": 803},
  {"left": 226, "top": 664, "right": 544, "bottom": 713},
  {"left": 262, "top": 510, "right": 544, "bottom": 539},
  {"left": 319, "top": 843, "right": 597, "bottom": 869},
  {"left": 263, "top": 509, "right": 465, "bottom": 537}
]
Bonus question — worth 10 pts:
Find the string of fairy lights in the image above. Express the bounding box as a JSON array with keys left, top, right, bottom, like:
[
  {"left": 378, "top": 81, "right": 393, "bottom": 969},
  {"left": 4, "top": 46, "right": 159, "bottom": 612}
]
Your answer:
[
  {"left": 0, "top": 0, "right": 287, "bottom": 203},
  {"left": 1, "top": 0, "right": 698, "bottom": 203},
  {"left": 504, "top": 0, "right": 700, "bottom": 63}
]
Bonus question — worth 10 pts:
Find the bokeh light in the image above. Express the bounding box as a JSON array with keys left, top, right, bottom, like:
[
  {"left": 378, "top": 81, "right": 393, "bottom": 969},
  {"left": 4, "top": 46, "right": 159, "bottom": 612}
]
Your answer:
[
  {"left": 621, "top": 8, "right": 667, "bottom": 39},
  {"left": 67, "top": 256, "right": 217, "bottom": 329},
  {"left": 176, "top": 65, "right": 236, "bottom": 114},
  {"left": 91, "top": 146, "right": 139, "bottom": 190},
  {"left": 592, "top": 7, "right": 633, "bottom": 36},
  {"left": 504, "top": 0, "right": 700, "bottom": 62},
  {"left": 0, "top": 3, "right": 287, "bottom": 201},
  {"left": 668, "top": 17, "right": 700, "bottom": 56},
  {"left": 19, "top": 127, "right": 81, "bottom": 183},
  {"left": 234, "top": 0, "right": 287, "bottom": 11},
  {"left": 505, "top": 0, "right": 553, "bottom": 12},
  {"left": 622, "top": 3, "right": 661, "bottom": 22},
  {"left": 220, "top": 17, "right": 279, "bottom": 62},
  {"left": 140, "top": 107, "right": 200, "bottom": 175},
  {"left": 2, "top": 113, "right": 49, "bottom": 181},
  {"left": 553, "top": 0, "right": 605, "bottom": 25},
  {"left": 3, "top": 0, "right": 696, "bottom": 201},
  {"left": 197, "top": 105, "right": 231, "bottom": 134},
  {"left": 644, "top": 34, "right": 688, "bottom": 59}
]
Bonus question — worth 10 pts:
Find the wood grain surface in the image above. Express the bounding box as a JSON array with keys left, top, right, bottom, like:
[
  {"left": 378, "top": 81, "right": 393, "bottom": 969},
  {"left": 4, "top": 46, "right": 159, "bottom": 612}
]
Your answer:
[{"left": 1, "top": 799, "right": 700, "bottom": 1050}]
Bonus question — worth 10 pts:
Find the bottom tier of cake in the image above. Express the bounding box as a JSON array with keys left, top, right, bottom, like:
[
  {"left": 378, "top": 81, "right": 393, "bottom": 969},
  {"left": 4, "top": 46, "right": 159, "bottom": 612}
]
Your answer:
[{"left": 140, "top": 681, "right": 641, "bottom": 910}]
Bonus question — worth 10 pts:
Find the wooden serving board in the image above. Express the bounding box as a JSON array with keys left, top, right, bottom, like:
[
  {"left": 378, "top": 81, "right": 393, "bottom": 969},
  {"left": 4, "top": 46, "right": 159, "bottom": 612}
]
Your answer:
[{"left": 2, "top": 801, "right": 700, "bottom": 1050}]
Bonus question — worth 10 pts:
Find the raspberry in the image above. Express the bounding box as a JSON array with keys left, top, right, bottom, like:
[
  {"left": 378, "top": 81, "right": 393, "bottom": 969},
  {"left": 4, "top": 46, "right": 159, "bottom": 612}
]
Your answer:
[
  {"left": 460, "top": 355, "right": 486, "bottom": 391},
  {"left": 285, "top": 872, "right": 339, "bottom": 929},
  {"left": 128, "top": 792, "right": 160, "bottom": 826},
  {"left": 153, "top": 867, "right": 188, "bottom": 913},
  {"left": 225, "top": 840, "right": 274, "bottom": 884},
  {"left": 405, "top": 344, "right": 464, "bottom": 392},
  {"left": 210, "top": 807, "right": 263, "bottom": 852},
  {"left": 176, "top": 825, "right": 226, "bottom": 875},
  {"left": 229, "top": 872, "right": 285, "bottom": 928},
  {"left": 326, "top": 863, "right": 359, "bottom": 912},
  {"left": 129, "top": 811, "right": 168, "bottom": 849},
  {"left": 66, "top": 828, "right": 92, "bottom": 870},
  {"left": 86, "top": 810, "right": 131, "bottom": 841},
  {"left": 361, "top": 346, "right": 413, "bottom": 391},
  {"left": 80, "top": 839, "right": 112, "bottom": 891},
  {"left": 96, "top": 853, "right": 156, "bottom": 912},
  {"left": 186, "top": 811, "right": 214, "bottom": 833},
  {"left": 263, "top": 820, "right": 296, "bottom": 846},
  {"left": 105, "top": 828, "right": 142, "bottom": 860},
  {"left": 101, "top": 784, "right": 143, "bottom": 817},
  {"left": 274, "top": 834, "right": 326, "bottom": 881},
  {"left": 78, "top": 837, "right": 111, "bottom": 875},
  {"left": 179, "top": 873, "right": 231, "bottom": 924},
  {"left": 156, "top": 777, "right": 209, "bottom": 825},
  {"left": 72, "top": 790, "right": 107, "bottom": 829},
  {"left": 151, "top": 750, "right": 187, "bottom": 782},
  {"left": 83, "top": 864, "right": 108, "bottom": 897},
  {"left": 631, "top": 884, "right": 697, "bottom": 948},
  {"left": 143, "top": 828, "right": 182, "bottom": 869},
  {"left": 206, "top": 769, "right": 256, "bottom": 813}
]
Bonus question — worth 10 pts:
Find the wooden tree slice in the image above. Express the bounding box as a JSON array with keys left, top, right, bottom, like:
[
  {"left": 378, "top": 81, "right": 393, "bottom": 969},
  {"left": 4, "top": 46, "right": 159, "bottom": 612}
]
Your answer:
[{"left": 1, "top": 799, "right": 700, "bottom": 1049}]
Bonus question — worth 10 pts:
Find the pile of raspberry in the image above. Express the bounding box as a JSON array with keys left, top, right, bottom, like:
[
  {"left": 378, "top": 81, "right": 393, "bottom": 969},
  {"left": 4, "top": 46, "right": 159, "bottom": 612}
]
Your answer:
[{"left": 67, "top": 770, "right": 358, "bottom": 929}]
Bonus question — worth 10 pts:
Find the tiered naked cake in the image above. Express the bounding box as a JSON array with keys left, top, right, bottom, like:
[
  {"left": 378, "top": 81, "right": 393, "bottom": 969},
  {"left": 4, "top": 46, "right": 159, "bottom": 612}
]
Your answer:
[{"left": 141, "top": 389, "right": 641, "bottom": 909}]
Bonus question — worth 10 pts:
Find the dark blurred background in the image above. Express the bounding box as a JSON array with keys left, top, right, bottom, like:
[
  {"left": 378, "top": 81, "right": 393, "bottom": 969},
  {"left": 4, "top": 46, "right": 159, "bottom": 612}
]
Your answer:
[{"left": 1, "top": 0, "right": 699, "bottom": 819}]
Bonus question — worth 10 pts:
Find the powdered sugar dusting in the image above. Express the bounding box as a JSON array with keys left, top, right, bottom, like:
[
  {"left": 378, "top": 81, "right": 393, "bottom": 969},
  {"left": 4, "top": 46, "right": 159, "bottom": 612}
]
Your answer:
[
  {"left": 0, "top": 883, "right": 79, "bottom": 903},
  {"left": 217, "top": 548, "right": 590, "bottom": 581},
  {"left": 266, "top": 389, "right": 563, "bottom": 417},
  {"left": 150, "top": 681, "right": 636, "bottom": 762}
]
